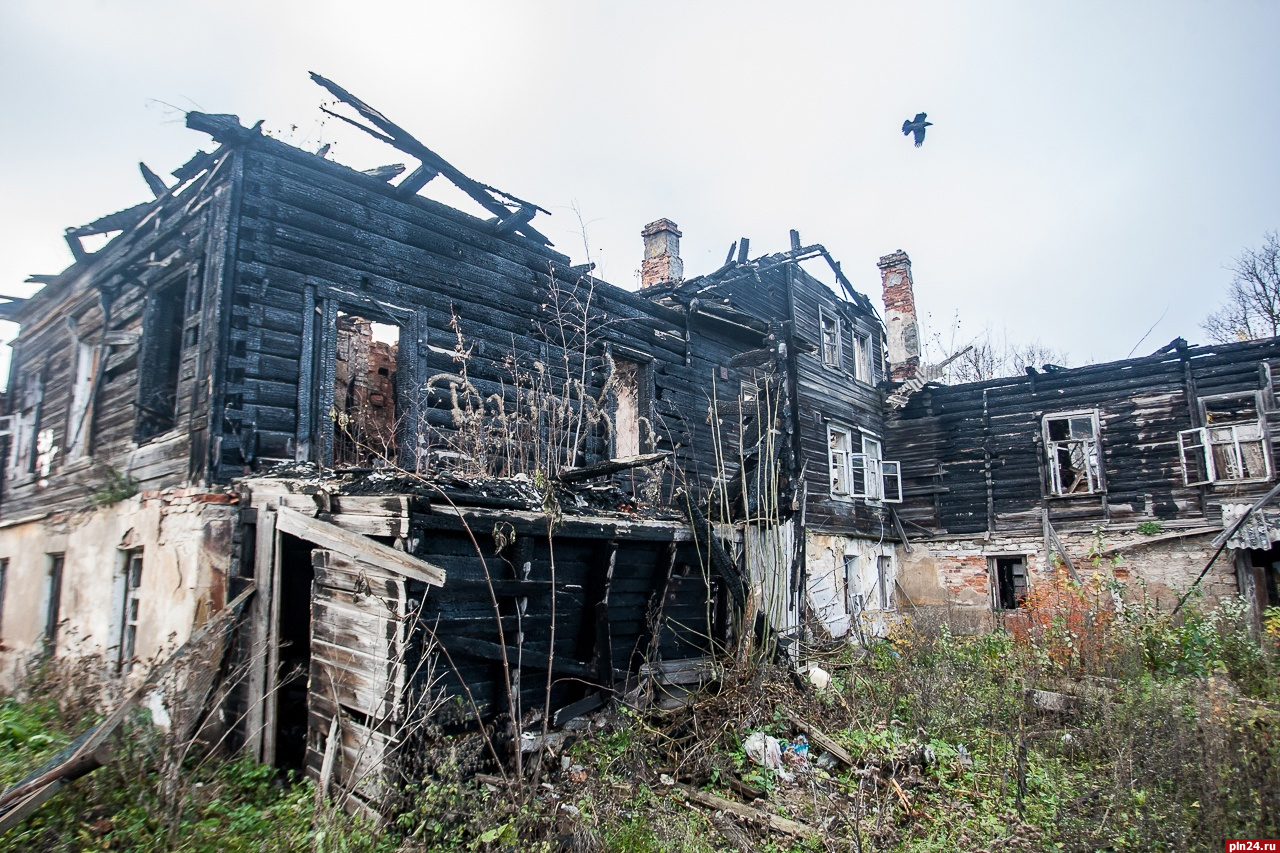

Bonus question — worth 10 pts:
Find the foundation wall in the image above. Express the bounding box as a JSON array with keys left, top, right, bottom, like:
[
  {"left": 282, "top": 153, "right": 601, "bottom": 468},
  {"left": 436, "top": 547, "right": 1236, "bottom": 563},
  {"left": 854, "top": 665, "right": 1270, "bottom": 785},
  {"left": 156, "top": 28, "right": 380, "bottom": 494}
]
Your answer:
[
  {"left": 897, "top": 527, "right": 1239, "bottom": 632},
  {"left": 0, "top": 488, "right": 238, "bottom": 689}
]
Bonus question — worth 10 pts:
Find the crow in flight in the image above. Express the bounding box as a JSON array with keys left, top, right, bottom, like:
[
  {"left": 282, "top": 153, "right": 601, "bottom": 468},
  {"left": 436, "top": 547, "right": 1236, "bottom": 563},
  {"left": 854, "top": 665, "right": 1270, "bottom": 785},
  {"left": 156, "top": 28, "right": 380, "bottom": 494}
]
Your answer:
[{"left": 902, "top": 112, "right": 932, "bottom": 147}]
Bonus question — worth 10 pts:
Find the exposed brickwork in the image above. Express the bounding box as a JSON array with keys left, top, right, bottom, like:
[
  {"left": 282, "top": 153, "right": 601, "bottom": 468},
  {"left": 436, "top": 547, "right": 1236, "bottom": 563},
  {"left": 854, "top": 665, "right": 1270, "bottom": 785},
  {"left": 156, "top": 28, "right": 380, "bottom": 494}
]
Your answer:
[
  {"left": 900, "top": 528, "right": 1240, "bottom": 629},
  {"left": 877, "top": 250, "right": 920, "bottom": 381},
  {"left": 641, "top": 218, "right": 683, "bottom": 288}
]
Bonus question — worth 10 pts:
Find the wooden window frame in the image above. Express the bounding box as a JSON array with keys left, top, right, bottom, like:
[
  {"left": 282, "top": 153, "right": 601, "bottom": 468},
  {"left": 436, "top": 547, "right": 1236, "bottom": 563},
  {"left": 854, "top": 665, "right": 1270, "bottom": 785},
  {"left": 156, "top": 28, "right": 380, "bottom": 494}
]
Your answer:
[
  {"left": 819, "top": 307, "right": 843, "bottom": 370},
  {"left": 1042, "top": 409, "right": 1104, "bottom": 496}
]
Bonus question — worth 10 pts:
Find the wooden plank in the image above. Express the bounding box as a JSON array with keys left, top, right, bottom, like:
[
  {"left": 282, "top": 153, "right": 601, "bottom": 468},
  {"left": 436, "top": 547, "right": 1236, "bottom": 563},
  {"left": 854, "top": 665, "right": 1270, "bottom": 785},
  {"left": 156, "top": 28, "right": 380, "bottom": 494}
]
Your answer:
[
  {"left": 781, "top": 709, "right": 854, "bottom": 767},
  {"left": 276, "top": 506, "right": 444, "bottom": 586},
  {"left": 245, "top": 509, "right": 275, "bottom": 760}
]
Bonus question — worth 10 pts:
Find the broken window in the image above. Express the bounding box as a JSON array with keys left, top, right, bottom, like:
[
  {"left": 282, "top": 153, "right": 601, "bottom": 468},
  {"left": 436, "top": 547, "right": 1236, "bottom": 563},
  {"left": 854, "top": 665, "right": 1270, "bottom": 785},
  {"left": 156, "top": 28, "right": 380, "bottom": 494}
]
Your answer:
[
  {"left": 332, "top": 313, "right": 400, "bottom": 468},
  {"left": 991, "top": 556, "right": 1028, "bottom": 610},
  {"left": 843, "top": 553, "right": 863, "bottom": 613},
  {"left": 136, "top": 280, "right": 187, "bottom": 441},
  {"left": 44, "top": 553, "right": 64, "bottom": 652},
  {"left": 819, "top": 308, "right": 842, "bottom": 368},
  {"left": 828, "top": 427, "right": 901, "bottom": 502},
  {"left": 613, "top": 358, "right": 642, "bottom": 458},
  {"left": 67, "top": 341, "right": 96, "bottom": 460},
  {"left": 0, "top": 558, "right": 8, "bottom": 638},
  {"left": 829, "top": 425, "right": 855, "bottom": 497},
  {"left": 119, "top": 550, "right": 143, "bottom": 673},
  {"left": 739, "top": 379, "right": 758, "bottom": 405},
  {"left": 1043, "top": 410, "right": 1102, "bottom": 495},
  {"left": 1179, "top": 392, "right": 1271, "bottom": 485},
  {"left": 853, "top": 331, "right": 873, "bottom": 383},
  {"left": 876, "top": 555, "right": 894, "bottom": 610}
]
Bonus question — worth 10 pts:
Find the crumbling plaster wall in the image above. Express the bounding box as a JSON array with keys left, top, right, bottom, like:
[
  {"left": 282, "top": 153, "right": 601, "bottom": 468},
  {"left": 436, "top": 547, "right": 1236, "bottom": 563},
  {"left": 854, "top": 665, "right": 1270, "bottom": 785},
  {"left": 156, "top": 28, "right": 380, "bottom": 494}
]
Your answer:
[
  {"left": 805, "top": 532, "right": 897, "bottom": 639},
  {"left": 896, "top": 528, "right": 1240, "bottom": 633},
  {"left": 0, "top": 488, "right": 237, "bottom": 688}
]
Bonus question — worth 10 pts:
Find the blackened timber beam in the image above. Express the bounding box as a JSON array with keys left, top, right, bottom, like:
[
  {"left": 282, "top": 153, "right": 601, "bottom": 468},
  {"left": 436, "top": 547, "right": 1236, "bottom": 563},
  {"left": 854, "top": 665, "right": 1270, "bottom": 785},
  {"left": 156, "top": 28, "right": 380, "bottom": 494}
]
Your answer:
[
  {"left": 361, "top": 163, "right": 406, "bottom": 182},
  {"left": 444, "top": 637, "right": 596, "bottom": 680},
  {"left": 63, "top": 229, "right": 87, "bottom": 263},
  {"left": 139, "top": 162, "right": 169, "bottom": 198},
  {"left": 594, "top": 541, "right": 618, "bottom": 684},
  {"left": 556, "top": 451, "right": 670, "bottom": 483},
  {"left": 492, "top": 204, "right": 536, "bottom": 236},
  {"left": 308, "top": 72, "right": 553, "bottom": 245},
  {"left": 395, "top": 163, "right": 438, "bottom": 196}
]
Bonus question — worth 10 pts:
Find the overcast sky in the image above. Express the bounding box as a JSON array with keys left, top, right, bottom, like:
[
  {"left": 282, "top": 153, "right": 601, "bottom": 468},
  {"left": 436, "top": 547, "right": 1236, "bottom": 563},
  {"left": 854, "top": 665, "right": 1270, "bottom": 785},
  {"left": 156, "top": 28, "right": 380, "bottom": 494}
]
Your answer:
[{"left": 2, "top": 1, "right": 1278, "bottom": 373}]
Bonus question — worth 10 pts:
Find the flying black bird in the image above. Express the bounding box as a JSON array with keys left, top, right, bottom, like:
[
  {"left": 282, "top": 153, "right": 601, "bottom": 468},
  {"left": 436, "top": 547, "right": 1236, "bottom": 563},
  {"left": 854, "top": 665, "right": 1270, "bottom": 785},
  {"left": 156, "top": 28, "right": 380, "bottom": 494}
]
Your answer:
[{"left": 902, "top": 112, "right": 932, "bottom": 147}]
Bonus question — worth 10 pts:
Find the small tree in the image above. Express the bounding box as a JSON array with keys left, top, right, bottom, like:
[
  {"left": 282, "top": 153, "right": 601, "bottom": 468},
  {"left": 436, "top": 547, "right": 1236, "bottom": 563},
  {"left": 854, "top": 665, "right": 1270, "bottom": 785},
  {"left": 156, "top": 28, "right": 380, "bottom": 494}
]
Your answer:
[{"left": 1202, "top": 231, "right": 1280, "bottom": 344}]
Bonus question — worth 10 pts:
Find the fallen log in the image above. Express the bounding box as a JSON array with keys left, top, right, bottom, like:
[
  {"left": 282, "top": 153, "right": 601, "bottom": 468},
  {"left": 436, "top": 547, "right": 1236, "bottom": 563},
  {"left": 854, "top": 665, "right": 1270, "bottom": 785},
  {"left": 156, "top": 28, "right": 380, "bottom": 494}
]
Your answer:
[{"left": 677, "top": 784, "right": 819, "bottom": 840}]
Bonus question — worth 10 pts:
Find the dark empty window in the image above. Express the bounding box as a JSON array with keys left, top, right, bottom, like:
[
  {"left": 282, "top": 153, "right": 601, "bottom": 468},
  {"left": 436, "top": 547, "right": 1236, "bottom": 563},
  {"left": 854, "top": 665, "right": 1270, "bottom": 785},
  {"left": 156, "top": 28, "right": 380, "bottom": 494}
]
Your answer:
[
  {"left": 992, "top": 556, "right": 1028, "bottom": 610},
  {"left": 332, "top": 313, "right": 400, "bottom": 468},
  {"left": 136, "top": 281, "right": 187, "bottom": 441},
  {"left": 0, "top": 558, "right": 8, "bottom": 637},
  {"left": 45, "top": 553, "right": 64, "bottom": 651}
]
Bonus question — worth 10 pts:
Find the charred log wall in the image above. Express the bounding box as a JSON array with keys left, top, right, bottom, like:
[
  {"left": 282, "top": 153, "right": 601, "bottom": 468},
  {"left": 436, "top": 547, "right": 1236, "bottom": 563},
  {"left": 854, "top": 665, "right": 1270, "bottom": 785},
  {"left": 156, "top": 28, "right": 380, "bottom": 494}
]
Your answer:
[
  {"left": 222, "top": 136, "right": 760, "bottom": 504},
  {"left": 2, "top": 155, "right": 237, "bottom": 518},
  {"left": 886, "top": 338, "right": 1280, "bottom": 536}
]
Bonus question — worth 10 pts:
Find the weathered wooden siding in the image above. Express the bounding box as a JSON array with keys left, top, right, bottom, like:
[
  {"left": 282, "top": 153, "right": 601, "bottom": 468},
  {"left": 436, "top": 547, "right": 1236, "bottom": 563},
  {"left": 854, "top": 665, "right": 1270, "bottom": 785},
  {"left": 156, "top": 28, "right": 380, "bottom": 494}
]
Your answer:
[
  {"left": 2, "top": 155, "right": 236, "bottom": 518},
  {"left": 886, "top": 338, "right": 1280, "bottom": 536}
]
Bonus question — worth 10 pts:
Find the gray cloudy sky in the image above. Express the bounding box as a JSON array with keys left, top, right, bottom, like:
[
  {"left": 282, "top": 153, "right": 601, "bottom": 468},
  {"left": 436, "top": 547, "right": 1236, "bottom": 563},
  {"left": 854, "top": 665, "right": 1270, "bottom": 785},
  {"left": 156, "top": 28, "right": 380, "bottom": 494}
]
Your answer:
[{"left": 3, "top": 1, "right": 1278, "bottom": 370}]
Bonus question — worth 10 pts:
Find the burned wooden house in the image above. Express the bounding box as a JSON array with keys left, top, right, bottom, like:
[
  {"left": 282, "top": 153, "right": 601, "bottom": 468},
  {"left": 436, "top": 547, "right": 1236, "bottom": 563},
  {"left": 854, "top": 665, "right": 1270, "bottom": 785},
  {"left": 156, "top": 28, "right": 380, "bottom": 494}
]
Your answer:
[
  {"left": 0, "top": 76, "right": 778, "bottom": 801},
  {"left": 5, "top": 71, "right": 1280, "bottom": 812}
]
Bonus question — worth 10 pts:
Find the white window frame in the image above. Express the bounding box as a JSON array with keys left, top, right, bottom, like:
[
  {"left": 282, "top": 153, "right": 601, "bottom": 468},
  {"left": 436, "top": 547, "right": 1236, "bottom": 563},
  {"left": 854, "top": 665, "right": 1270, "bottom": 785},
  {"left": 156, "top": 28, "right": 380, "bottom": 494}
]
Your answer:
[
  {"left": 819, "top": 307, "right": 843, "bottom": 369},
  {"left": 828, "top": 425, "right": 901, "bottom": 503},
  {"left": 1179, "top": 391, "right": 1272, "bottom": 485},
  {"left": 1043, "top": 409, "right": 1103, "bottom": 496}
]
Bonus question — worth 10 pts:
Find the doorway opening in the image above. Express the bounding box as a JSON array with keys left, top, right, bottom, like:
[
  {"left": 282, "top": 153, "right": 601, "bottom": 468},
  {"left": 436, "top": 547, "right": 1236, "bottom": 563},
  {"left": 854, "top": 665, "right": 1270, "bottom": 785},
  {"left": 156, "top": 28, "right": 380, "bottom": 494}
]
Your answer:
[{"left": 274, "top": 533, "right": 315, "bottom": 771}]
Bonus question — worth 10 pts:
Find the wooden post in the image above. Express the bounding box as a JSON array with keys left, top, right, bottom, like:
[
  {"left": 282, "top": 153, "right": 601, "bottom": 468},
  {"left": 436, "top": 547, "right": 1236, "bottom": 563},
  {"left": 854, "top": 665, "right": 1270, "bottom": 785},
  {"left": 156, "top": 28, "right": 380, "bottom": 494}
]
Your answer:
[{"left": 244, "top": 506, "right": 276, "bottom": 760}]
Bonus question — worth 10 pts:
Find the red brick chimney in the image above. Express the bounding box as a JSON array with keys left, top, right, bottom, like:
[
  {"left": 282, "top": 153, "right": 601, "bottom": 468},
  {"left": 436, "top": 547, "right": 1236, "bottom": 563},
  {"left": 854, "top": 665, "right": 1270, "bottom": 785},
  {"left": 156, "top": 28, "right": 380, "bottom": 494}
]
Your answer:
[
  {"left": 877, "top": 250, "right": 920, "bottom": 381},
  {"left": 640, "top": 219, "right": 683, "bottom": 288}
]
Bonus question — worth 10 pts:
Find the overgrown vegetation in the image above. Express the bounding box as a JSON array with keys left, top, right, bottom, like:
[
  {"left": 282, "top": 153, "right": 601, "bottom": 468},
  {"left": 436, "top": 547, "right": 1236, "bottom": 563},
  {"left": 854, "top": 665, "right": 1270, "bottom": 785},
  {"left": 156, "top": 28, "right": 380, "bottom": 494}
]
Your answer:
[{"left": 5, "top": 576, "right": 1279, "bottom": 851}]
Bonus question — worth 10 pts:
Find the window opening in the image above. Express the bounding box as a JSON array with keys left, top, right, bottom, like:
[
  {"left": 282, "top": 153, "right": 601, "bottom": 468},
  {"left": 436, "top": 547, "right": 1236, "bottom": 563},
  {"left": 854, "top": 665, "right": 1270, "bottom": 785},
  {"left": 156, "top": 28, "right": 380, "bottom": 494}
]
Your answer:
[
  {"left": 1044, "top": 411, "right": 1101, "bottom": 495},
  {"left": 876, "top": 555, "right": 893, "bottom": 610},
  {"left": 613, "top": 358, "right": 642, "bottom": 458},
  {"left": 119, "top": 550, "right": 143, "bottom": 673},
  {"left": 843, "top": 553, "right": 862, "bottom": 613},
  {"left": 820, "top": 309, "right": 842, "bottom": 368},
  {"left": 137, "top": 281, "right": 186, "bottom": 441},
  {"left": 828, "top": 427, "right": 901, "bottom": 502},
  {"left": 67, "top": 341, "right": 96, "bottom": 460},
  {"left": 44, "top": 554, "right": 64, "bottom": 652},
  {"left": 1180, "top": 393, "right": 1270, "bottom": 484},
  {"left": 828, "top": 425, "right": 855, "bottom": 497},
  {"left": 332, "top": 313, "right": 400, "bottom": 468},
  {"left": 853, "top": 331, "right": 872, "bottom": 382},
  {"left": 992, "top": 556, "right": 1028, "bottom": 610},
  {"left": 0, "top": 558, "right": 8, "bottom": 637}
]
